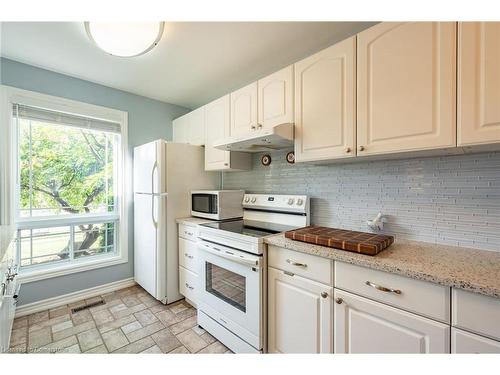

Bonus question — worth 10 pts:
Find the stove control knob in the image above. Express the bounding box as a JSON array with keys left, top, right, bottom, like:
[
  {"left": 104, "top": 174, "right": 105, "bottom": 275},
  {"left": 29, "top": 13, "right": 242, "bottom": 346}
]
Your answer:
[
  {"left": 296, "top": 198, "right": 303, "bottom": 206},
  {"left": 287, "top": 198, "right": 294, "bottom": 205},
  {"left": 251, "top": 197, "right": 257, "bottom": 203},
  {"left": 244, "top": 197, "right": 250, "bottom": 203}
]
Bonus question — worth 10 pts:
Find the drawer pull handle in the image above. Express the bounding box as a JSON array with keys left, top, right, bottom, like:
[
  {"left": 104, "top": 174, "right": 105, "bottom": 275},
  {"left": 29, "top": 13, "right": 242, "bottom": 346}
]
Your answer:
[
  {"left": 365, "top": 281, "right": 401, "bottom": 295},
  {"left": 286, "top": 259, "right": 307, "bottom": 268},
  {"left": 185, "top": 283, "right": 194, "bottom": 290},
  {"left": 184, "top": 253, "right": 194, "bottom": 259},
  {"left": 185, "top": 231, "right": 194, "bottom": 236}
]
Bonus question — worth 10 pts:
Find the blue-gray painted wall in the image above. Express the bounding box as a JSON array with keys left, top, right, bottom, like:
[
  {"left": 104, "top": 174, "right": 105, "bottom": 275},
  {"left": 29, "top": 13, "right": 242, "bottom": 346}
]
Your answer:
[{"left": 0, "top": 57, "right": 190, "bottom": 305}]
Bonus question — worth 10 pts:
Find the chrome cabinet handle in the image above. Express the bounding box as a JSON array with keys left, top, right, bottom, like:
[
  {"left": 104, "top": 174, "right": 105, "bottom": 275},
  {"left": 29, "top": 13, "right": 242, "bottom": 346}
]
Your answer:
[
  {"left": 184, "top": 230, "right": 194, "bottom": 236},
  {"left": 185, "top": 283, "right": 194, "bottom": 290},
  {"left": 365, "top": 281, "right": 401, "bottom": 295},
  {"left": 184, "top": 253, "right": 194, "bottom": 259},
  {"left": 286, "top": 259, "right": 307, "bottom": 268}
]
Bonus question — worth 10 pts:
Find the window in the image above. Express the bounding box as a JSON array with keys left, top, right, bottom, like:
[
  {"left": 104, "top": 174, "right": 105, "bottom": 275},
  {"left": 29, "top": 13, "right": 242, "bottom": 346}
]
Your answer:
[{"left": 6, "top": 95, "right": 129, "bottom": 281}]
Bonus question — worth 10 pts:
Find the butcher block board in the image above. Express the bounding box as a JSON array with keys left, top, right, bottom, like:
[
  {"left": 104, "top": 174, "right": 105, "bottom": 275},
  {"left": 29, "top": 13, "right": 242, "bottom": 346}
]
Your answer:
[{"left": 284, "top": 226, "right": 394, "bottom": 256}]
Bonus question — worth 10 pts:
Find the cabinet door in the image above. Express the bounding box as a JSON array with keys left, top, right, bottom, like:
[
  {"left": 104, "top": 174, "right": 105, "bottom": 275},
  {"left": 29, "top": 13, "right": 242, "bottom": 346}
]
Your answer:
[
  {"left": 268, "top": 267, "right": 333, "bottom": 353},
  {"left": 230, "top": 82, "right": 258, "bottom": 137},
  {"left": 357, "top": 22, "right": 456, "bottom": 155},
  {"left": 452, "top": 328, "right": 500, "bottom": 354},
  {"left": 294, "top": 37, "right": 356, "bottom": 162},
  {"left": 458, "top": 22, "right": 500, "bottom": 146},
  {"left": 205, "top": 95, "right": 231, "bottom": 171},
  {"left": 334, "top": 289, "right": 450, "bottom": 353},
  {"left": 173, "top": 114, "right": 189, "bottom": 144},
  {"left": 258, "top": 65, "right": 294, "bottom": 130},
  {"left": 189, "top": 107, "right": 205, "bottom": 146}
]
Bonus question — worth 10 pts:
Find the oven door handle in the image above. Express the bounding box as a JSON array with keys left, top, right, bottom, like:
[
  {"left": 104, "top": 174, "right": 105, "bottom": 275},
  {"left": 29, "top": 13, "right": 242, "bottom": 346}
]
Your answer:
[{"left": 199, "top": 243, "right": 260, "bottom": 267}]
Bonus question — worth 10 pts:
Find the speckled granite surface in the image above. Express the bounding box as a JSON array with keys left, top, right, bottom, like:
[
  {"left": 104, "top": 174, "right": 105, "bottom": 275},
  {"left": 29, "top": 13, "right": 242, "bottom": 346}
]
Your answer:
[
  {"left": 0, "top": 225, "right": 15, "bottom": 262},
  {"left": 175, "top": 217, "right": 216, "bottom": 226},
  {"left": 265, "top": 234, "right": 500, "bottom": 299}
]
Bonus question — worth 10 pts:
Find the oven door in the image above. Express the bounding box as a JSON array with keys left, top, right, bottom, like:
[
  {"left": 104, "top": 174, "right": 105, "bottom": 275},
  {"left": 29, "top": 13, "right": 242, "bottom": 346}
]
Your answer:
[
  {"left": 198, "top": 240, "right": 263, "bottom": 348},
  {"left": 191, "top": 193, "right": 218, "bottom": 219}
]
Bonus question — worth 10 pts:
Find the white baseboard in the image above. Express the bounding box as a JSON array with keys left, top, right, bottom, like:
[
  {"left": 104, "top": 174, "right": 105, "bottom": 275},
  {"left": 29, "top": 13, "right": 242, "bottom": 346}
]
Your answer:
[{"left": 15, "top": 278, "right": 136, "bottom": 318}]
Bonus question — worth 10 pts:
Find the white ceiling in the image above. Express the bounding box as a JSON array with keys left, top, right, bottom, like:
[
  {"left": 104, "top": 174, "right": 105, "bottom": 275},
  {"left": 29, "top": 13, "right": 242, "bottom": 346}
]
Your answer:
[{"left": 0, "top": 22, "right": 376, "bottom": 109}]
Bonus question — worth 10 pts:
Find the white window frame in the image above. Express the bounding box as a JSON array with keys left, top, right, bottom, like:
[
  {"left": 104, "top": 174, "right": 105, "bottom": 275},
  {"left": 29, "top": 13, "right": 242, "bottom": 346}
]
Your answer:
[{"left": 0, "top": 85, "right": 130, "bottom": 283}]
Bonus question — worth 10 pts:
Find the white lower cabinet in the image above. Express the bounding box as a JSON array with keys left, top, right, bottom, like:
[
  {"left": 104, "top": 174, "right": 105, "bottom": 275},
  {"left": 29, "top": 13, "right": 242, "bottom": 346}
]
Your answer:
[
  {"left": 177, "top": 223, "right": 200, "bottom": 307},
  {"left": 334, "top": 289, "right": 450, "bottom": 353},
  {"left": 452, "top": 328, "right": 500, "bottom": 354},
  {"left": 267, "top": 266, "right": 333, "bottom": 353},
  {"left": 179, "top": 266, "right": 198, "bottom": 306}
]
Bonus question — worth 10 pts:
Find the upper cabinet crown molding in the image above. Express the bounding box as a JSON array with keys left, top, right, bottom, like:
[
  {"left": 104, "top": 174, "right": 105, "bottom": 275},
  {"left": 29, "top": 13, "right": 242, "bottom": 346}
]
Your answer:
[
  {"left": 458, "top": 22, "right": 500, "bottom": 146},
  {"left": 357, "top": 22, "right": 457, "bottom": 156},
  {"left": 230, "top": 82, "right": 258, "bottom": 137},
  {"left": 258, "top": 65, "right": 294, "bottom": 130},
  {"left": 294, "top": 36, "right": 356, "bottom": 162}
]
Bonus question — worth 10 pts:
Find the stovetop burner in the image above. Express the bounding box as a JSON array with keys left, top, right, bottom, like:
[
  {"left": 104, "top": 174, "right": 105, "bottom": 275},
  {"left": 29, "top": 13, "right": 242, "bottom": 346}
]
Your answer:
[{"left": 200, "top": 219, "right": 298, "bottom": 238}]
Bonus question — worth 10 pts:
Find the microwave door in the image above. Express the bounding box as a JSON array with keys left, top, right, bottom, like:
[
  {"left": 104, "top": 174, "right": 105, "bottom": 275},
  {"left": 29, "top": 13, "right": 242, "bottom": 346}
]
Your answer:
[{"left": 192, "top": 194, "right": 217, "bottom": 214}]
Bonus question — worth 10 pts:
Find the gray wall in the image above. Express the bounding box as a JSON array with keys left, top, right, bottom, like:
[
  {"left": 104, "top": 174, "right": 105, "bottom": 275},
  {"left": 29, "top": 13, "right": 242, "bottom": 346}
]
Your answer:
[
  {"left": 0, "top": 58, "right": 190, "bottom": 305},
  {"left": 223, "top": 150, "right": 500, "bottom": 252}
]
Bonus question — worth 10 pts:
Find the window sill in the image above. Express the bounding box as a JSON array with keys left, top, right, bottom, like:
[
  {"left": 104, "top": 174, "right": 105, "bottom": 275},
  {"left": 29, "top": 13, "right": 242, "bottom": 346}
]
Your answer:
[{"left": 17, "top": 253, "right": 128, "bottom": 284}]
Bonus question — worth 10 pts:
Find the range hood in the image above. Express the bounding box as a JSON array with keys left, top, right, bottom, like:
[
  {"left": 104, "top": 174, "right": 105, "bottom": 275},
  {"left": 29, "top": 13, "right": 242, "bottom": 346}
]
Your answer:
[{"left": 213, "top": 123, "right": 294, "bottom": 153}]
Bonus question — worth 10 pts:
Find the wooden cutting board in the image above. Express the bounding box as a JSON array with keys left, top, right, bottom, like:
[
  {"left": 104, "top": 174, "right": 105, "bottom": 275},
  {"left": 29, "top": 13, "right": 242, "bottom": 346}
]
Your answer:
[{"left": 284, "top": 226, "right": 394, "bottom": 256}]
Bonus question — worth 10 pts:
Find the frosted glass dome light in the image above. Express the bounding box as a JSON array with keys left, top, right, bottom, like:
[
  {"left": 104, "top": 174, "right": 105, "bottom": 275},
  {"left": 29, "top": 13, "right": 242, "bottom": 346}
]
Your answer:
[{"left": 85, "top": 22, "right": 164, "bottom": 57}]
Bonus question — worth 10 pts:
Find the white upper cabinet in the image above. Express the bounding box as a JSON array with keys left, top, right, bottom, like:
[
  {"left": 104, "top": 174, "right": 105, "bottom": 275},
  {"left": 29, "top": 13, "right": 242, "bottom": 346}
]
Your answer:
[
  {"left": 205, "top": 95, "right": 231, "bottom": 170},
  {"left": 294, "top": 36, "right": 356, "bottom": 162},
  {"left": 334, "top": 289, "right": 450, "bottom": 353},
  {"left": 230, "top": 82, "right": 258, "bottom": 137},
  {"left": 173, "top": 108, "right": 205, "bottom": 146},
  {"left": 204, "top": 95, "right": 251, "bottom": 171},
  {"left": 258, "top": 65, "right": 294, "bottom": 130},
  {"left": 458, "top": 22, "right": 500, "bottom": 146},
  {"left": 357, "top": 22, "right": 457, "bottom": 156},
  {"left": 188, "top": 107, "right": 205, "bottom": 146},
  {"left": 172, "top": 114, "right": 189, "bottom": 144}
]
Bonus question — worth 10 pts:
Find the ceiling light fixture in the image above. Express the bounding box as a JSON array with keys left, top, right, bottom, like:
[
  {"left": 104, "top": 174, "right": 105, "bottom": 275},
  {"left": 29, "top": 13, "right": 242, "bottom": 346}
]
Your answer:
[{"left": 84, "top": 22, "right": 165, "bottom": 57}]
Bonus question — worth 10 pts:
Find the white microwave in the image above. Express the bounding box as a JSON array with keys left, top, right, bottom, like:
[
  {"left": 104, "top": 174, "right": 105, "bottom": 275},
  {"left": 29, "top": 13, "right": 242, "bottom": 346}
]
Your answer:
[{"left": 191, "top": 190, "right": 244, "bottom": 220}]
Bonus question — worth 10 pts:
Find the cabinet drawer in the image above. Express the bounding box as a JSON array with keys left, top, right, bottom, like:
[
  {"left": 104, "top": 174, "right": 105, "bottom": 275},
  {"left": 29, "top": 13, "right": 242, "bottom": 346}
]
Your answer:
[
  {"left": 179, "top": 238, "right": 198, "bottom": 273},
  {"left": 335, "top": 262, "right": 450, "bottom": 323},
  {"left": 179, "top": 266, "right": 198, "bottom": 304},
  {"left": 268, "top": 245, "right": 333, "bottom": 285},
  {"left": 452, "top": 288, "right": 500, "bottom": 341},
  {"left": 452, "top": 328, "right": 500, "bottom": 353},
  {"left": 179, "top": 223, "right": 197, "bottom": 241}
]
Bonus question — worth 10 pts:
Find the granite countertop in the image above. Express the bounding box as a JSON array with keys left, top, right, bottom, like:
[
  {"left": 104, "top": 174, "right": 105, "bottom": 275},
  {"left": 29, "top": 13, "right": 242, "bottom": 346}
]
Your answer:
[
  {"left": 265, "top": 233, "right": 500, "bottom": 299},
  {"left": 0, "top": 225, "right": 16, "bottom": 262},
  {"left": 175, "top": 217, "right": 216, "bottom": 226}
]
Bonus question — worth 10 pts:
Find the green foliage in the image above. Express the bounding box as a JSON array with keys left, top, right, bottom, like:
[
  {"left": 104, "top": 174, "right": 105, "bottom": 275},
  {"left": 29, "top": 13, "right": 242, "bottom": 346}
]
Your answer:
[{"left": 19, "top": 120, "right": 115, "bottom": 215}]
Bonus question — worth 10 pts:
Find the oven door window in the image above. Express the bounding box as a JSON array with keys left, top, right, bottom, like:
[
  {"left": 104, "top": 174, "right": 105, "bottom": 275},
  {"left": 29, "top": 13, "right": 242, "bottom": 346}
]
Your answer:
[
  {"left": 192, "top": 194, "right": 217, "bottom": 214},
  {"left": 205, "top": 262, "right": 246, "bottom": 312}
]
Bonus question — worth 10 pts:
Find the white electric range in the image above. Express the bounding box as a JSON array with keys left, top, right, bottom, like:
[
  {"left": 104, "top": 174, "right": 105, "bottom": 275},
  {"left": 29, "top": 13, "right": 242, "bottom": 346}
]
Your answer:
[{"left": 196, "top": 193, "right": 310, "bottom": 353}]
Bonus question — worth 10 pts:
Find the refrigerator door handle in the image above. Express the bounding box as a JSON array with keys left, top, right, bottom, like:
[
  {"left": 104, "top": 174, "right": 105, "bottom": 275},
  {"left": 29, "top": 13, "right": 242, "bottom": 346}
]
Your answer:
[
  {"left": 152, "top": 195, "right": 158, "bottom": 229},
  {"left": 151, "top": 161, "right": 158, "bottom": 195}
]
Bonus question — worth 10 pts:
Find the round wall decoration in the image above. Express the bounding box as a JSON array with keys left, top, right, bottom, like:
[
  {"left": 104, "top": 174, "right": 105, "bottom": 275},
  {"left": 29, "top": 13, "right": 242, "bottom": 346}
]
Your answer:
[
  {"left": 261, "top": 154, "right": 272, "bottom": 166},
  {"left": 286, "top": 151, "right": 295, "bottom": 164}
]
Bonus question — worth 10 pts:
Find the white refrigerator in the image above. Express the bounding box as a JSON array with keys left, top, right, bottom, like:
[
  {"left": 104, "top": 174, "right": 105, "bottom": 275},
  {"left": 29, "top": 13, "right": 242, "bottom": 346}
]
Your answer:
[{"left": 133, "top": 140, "right": 218, "bottom": 304}]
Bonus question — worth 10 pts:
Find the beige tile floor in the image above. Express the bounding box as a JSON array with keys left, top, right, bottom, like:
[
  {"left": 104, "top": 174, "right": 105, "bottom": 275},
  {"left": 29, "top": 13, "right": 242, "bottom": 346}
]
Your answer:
[{"left": 8, "top": 285, "right": 230, "bottom": 354}]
